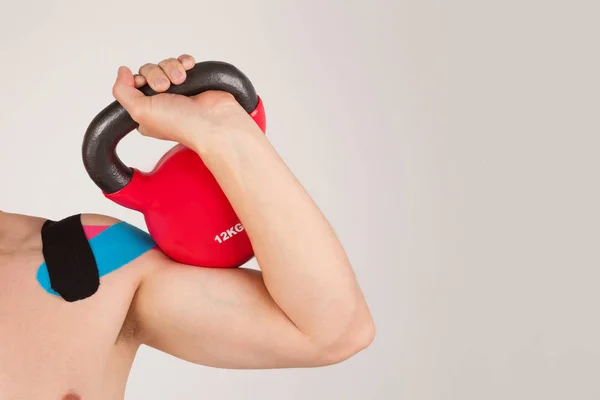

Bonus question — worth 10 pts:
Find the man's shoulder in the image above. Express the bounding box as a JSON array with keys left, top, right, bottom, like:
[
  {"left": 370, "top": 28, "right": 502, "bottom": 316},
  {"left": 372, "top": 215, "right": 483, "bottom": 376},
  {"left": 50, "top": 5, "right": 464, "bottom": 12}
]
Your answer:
[
  {"left": 79, "top": 214, "right": 150, "bottom": 242},
  {"left": 77, "top": 214, "right": 158, "bottom": 255},
  {"left": 42, "top": 213, "right": 173, "bottom": 281},
  {"left": 77, "top": 213, "right": 169, "bottom": 269},
  {"left": 79, "top": 213, "right": 122, "bottom": 227}
]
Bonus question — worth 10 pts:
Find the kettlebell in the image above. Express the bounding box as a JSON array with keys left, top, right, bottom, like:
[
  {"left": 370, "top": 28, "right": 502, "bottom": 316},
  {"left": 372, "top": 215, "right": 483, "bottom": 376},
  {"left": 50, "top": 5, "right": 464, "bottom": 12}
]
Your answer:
[{"left": 82, "top": 61, "right": 266, "bottom": 268}]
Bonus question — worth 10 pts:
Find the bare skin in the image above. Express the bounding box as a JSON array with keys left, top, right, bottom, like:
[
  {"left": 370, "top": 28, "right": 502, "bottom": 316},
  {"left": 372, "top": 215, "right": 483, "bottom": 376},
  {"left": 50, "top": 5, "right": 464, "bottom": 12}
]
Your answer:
[{"left": 0, "top": 55, "right": 375, "bottom": 400}]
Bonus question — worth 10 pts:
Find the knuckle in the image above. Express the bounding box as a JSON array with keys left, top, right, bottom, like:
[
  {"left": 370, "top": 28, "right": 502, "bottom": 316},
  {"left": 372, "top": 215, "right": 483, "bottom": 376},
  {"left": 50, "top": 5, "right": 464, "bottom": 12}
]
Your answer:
[
  {"left": 159, "top": 57, "right": 185, "bottom": 82},
  {"left": 139, "top": 63, "right": 156, "bottom": 75},
  {"left": 159, "top": 58, "right": 178, "bottom": 69}
]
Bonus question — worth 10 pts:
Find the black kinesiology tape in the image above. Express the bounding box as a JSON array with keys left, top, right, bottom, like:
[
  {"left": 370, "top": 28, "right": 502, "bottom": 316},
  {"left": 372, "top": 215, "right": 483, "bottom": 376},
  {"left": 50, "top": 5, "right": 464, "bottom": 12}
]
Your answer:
[{"left": 41, "top": 214, "right": 99, "bottom": 302}]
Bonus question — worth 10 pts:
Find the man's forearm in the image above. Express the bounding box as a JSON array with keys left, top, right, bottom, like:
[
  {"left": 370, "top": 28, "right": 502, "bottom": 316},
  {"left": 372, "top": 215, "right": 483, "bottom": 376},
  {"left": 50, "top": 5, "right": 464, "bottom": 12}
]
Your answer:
[{"left": 193, "top": 126, "right": 374, "bottom": 348}]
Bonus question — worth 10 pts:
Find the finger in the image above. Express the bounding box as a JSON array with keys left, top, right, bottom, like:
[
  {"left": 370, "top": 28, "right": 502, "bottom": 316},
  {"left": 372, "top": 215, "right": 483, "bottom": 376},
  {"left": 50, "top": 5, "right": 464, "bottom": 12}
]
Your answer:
[
  {"left": 139, "top": 63, "right": 170, "bottom": 92},
  {"left": 158, "top": 57, "right": 186, "bottom": 85},
  {"left": 112, "top": 66, "right": 150, "bottom": 120},
  {"left": 133, "top": 74, "right": 147, "bottom": 88},
  {"left": 178, "top": 54, "right": 195, "bottom": 70}
]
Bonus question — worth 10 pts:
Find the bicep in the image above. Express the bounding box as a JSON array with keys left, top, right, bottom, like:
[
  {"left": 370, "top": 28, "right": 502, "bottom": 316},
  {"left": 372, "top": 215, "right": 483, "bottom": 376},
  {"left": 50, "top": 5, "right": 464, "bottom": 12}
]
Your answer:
[{"left": 132, "top": 255, "right": 324, "bottom": 369}]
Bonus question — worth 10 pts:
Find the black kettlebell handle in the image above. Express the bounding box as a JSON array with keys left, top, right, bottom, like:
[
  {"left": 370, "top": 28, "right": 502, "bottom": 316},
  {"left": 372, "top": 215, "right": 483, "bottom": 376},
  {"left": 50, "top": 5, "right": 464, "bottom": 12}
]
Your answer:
[{"left": 82, "top": 61, "right": 259, "bottom": 194}]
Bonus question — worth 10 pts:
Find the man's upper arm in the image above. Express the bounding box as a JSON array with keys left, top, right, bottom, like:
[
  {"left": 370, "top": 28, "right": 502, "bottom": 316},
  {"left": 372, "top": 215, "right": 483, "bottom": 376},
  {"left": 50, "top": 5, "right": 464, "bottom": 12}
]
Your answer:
[{"left": 130, "top": 251, "right": 327, "bottom": 369}]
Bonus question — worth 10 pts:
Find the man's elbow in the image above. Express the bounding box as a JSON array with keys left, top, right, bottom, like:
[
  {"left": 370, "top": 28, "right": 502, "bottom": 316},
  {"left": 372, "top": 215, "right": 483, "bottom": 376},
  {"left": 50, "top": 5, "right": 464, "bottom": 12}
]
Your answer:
[
  {"left": 347, "top": 317, "right": 376, "bottom": 356},
  {"left": 317, "top": 316, "right": 376, "bottom": 366}
]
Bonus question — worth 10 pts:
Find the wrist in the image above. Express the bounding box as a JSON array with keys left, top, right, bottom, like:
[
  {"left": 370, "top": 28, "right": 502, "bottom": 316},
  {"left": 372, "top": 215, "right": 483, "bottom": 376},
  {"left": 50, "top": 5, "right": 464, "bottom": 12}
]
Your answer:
[{"left": 190, "top": 125, "right": 265, "bottom": 168}]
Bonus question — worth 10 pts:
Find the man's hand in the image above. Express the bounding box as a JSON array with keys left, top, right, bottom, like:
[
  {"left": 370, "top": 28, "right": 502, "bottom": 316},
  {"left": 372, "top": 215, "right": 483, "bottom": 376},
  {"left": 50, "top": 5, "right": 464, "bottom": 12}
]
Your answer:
[
  {"left": 115, "top": 55, "right": 375, "bottom": 369},
  {"left": 112, "top": 54, "right": 260, "bottom": 154}
]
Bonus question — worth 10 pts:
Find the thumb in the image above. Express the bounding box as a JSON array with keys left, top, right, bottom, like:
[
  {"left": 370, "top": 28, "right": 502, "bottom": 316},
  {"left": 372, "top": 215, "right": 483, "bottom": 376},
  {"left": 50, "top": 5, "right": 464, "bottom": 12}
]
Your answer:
[{"left": 112, "top": 66, "right": 150, "bottom": 120}]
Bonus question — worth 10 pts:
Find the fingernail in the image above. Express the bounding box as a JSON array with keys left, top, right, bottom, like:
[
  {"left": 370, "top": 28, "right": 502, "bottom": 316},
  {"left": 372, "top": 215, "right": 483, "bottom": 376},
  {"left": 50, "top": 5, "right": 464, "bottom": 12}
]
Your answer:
[
  {"left": 155, "top": 77, "right": 168, "bottom": 86},
  {"left": 172, "top": 70, "right": 183, "bottom": 79}
]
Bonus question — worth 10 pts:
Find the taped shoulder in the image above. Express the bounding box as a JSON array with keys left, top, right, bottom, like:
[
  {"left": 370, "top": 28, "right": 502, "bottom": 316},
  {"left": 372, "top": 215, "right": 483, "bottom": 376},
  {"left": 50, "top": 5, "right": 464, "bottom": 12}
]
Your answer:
[{"left": 37, "top": 214, "right": 157, "bottom": 301}]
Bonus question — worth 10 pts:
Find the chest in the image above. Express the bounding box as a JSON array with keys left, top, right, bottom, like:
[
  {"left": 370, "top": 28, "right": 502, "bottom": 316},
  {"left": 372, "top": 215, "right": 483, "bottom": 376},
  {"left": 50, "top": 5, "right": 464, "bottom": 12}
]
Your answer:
[{"left": 0, "top": 251, "right": 145, "bottom": 398}]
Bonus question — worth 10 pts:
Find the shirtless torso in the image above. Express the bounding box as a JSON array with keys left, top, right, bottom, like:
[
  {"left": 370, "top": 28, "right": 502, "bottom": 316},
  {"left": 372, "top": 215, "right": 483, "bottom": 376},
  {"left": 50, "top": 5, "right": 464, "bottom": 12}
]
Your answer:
[
  {"left": 0, "top": 213, "right": 155, "bottom": 399},
  {"left": 0, "top": 53, "right": 375, "bottom": 400}
]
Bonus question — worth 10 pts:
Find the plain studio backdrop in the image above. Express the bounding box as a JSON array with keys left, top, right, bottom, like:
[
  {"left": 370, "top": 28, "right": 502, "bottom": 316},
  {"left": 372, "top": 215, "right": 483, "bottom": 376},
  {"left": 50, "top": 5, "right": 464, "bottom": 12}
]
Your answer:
[{"left": 0, "top": 0, "right": 599, "bottom": 399}]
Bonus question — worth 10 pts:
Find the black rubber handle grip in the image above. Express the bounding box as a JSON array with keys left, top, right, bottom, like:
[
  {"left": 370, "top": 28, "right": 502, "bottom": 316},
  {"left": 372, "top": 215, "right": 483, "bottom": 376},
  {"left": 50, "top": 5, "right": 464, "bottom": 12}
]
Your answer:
[{"left": 82, "top": 61, "right": 259, "bottom": 194}]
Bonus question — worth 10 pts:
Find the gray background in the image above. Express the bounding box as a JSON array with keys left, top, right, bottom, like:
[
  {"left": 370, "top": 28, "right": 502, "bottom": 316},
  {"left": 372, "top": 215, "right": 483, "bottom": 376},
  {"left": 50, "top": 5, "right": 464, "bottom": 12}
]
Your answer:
[{"left": 0, "top": 0, "right": 598, "bottom": 399}]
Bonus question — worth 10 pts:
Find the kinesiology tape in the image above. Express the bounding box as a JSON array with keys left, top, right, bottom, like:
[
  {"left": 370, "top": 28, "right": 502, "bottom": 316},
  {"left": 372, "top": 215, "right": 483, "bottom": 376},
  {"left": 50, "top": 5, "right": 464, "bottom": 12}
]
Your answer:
[{"left": 37, "top": 215, "right": 156, "bottom": 301}]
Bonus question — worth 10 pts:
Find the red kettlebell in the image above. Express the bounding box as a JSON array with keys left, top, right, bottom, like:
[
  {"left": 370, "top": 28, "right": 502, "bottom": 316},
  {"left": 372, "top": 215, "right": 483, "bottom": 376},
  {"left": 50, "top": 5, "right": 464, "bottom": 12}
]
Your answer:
[{"left": 82, "top": 61, "right": 266, "bottom": 268}]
